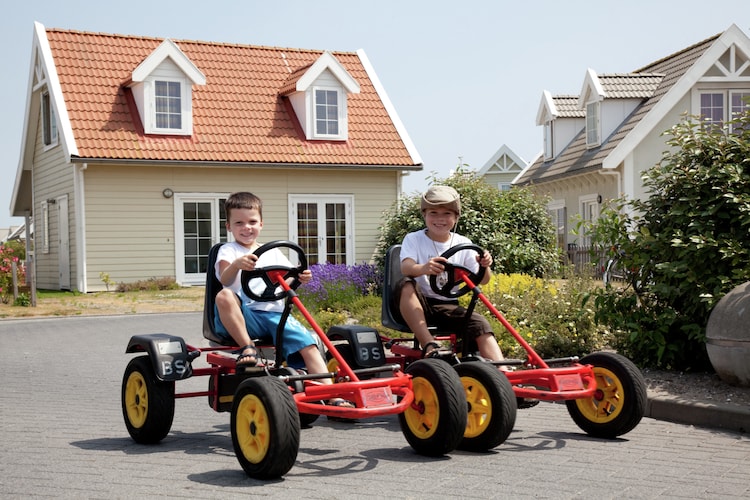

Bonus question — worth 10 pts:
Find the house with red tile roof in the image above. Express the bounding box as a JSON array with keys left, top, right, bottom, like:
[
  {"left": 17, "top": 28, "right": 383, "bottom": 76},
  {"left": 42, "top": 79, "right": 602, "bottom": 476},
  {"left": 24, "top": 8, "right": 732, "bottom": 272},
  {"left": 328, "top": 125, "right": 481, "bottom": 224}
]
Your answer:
[
  {"left": 10, "top": 22, "right": 422, "bottom": 292},
  {"left": 515, "top": 24, "right": 750, "bottom": 252}
]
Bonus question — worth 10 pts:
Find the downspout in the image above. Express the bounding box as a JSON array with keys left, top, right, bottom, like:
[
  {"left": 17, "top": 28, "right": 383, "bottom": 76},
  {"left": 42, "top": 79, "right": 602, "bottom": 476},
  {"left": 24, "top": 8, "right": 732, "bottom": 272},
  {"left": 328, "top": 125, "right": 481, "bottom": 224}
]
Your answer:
[
  {"left": 599, "top": 169, "right": 622, "bottom": 199},
  {"left": 74, "top": 163, "right": 87, "bottom": 292}
]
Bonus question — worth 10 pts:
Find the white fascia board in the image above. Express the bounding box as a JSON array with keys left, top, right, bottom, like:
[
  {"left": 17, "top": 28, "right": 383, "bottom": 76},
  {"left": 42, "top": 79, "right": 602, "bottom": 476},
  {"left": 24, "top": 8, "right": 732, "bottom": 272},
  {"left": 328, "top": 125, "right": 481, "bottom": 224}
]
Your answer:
[
  {"left": 577, "top": 68, "right": 605, "bottom": 108},
  {"left": 297, "top": 51, "right": 360, "bottom": 94},
  {"left": 536, "top": 90, "right": 557, "bottom": 125},
  {"left": 603, "top": 25, "right": 747, "bottom": 169},
  {"left": 356, "top": 48, "right": 422, "bottom": 165},
  {"left": 132, "top": 38, "right": 206, "bottom": 85}
]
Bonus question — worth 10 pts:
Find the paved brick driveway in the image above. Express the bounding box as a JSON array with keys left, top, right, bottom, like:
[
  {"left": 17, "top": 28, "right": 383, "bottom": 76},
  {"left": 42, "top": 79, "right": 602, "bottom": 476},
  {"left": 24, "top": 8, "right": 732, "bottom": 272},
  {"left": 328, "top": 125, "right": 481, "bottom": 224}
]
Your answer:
[{"left": 1, "top": 313, "right": 749, "bottom": 499}]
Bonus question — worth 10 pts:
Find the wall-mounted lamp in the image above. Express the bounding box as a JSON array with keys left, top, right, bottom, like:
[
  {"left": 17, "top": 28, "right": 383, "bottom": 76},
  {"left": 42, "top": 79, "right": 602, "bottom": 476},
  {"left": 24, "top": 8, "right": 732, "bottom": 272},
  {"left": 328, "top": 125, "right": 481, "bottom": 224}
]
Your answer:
[
  {"left": 597, "top": 194, "right": 603, "bottom": 204},
  {"left": 46, "top": 198, "right": 57, "bottom": 204},
  {"left": 162, "top": 188, "right": 174, "bottom": 199}
]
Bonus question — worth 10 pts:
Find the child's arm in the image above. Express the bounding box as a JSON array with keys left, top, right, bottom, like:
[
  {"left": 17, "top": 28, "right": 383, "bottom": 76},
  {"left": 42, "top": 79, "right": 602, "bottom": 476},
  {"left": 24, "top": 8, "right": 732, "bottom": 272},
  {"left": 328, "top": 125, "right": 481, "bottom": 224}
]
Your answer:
[
  {"left": 401, "top": 256, "right": 446, "bottom": 278},
  {"left": 477, "top": 250, "right": 493, "bottom": 285},
  {"left": 218, "top": 254, "right": 258, "bottom": 286}
]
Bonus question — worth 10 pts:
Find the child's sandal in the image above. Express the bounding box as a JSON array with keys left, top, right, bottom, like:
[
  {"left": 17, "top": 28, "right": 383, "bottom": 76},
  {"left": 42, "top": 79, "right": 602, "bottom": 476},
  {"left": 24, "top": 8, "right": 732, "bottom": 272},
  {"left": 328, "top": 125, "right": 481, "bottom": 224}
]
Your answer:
[{"left": 236, "top": 344, "right": 258, "bottom": 369}]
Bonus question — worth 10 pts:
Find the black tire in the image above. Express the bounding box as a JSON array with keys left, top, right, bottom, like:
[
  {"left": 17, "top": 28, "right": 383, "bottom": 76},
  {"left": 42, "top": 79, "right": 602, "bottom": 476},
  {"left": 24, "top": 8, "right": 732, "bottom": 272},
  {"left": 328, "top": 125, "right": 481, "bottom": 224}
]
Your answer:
[
  {"left": 231, "top": 377, "right": 300, "bottom": 479},
  {"left": 121, "top": 355, "right": 175, "bottom": 444},
  {"left": 399, "top": 358, "right": 467, "bottom": 456},
  {"left": 565, "top": 352, "right": 647, "bottom": 438},
  {"left": 455, "top": 362, "right": 517, "bottom": 451}
]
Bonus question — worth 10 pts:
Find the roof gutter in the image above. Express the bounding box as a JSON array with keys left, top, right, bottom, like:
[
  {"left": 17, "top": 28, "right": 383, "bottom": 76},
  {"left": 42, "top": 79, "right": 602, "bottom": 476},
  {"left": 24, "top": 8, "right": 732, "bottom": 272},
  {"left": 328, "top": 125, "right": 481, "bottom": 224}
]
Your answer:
[{"left": 68, "top": 157, "right": 422, "bottom": 171}]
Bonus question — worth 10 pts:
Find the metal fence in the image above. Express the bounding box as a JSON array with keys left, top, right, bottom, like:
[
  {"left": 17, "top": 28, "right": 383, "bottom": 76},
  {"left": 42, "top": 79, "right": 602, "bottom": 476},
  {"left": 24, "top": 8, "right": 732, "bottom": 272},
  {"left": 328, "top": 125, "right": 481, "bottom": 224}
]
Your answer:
[{"left": 564, "top": 244, "right": 606, "bottom": 279}]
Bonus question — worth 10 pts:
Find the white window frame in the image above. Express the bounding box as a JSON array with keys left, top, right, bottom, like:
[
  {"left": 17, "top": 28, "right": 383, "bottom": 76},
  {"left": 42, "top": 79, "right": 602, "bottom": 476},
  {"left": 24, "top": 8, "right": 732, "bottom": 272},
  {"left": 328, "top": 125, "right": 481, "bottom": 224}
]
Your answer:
[
  {"left": 41, "top": 200, "right": 50, "bottom": 254},
  {"left": 41, "top": 91, "right": 58, "bottom": 149},
  {"left": 693, "top": 87, "right": 750, "bottom": 132},
  {"left": 579, "top": 194, "right": 600, "bottom": 247},
  {"left": 585, "top": 101, "right": 600, "bottom": 148},
  {"left": 311, "top": 86, "right": 346, "bottom": 140},
  {"left": 143, "top": 77, "right": 192, "bottom": 135},
  {"left": 288, "top": 194, "right": 354, "bottom": 265},
  {"left": 547, "top": 199, "right": 567, "bottom": 249},
  {"left": 543, "top": 121, "right": 554, "bottom": 160},
  {"left": 173, "top": 193, "right": 228, "bottom": 285}
]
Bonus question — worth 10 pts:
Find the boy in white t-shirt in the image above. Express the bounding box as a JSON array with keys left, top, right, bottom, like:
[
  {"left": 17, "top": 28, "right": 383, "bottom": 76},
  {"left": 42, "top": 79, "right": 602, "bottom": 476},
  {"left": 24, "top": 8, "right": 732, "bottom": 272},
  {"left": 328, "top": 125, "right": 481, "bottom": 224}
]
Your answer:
[{"left": 213, "top": 193, "right": 348, "bottom": 408}]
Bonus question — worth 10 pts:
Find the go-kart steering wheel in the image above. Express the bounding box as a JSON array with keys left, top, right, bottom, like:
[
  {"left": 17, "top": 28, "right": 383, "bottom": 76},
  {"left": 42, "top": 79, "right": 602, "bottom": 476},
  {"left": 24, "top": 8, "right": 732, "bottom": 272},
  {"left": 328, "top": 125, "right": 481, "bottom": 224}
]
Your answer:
[
  {"left": 240, "top": 240, "right": 308, "bottom": 302},
  {"left": 429, "top": 244, "right": 487, "bottom": 299}
]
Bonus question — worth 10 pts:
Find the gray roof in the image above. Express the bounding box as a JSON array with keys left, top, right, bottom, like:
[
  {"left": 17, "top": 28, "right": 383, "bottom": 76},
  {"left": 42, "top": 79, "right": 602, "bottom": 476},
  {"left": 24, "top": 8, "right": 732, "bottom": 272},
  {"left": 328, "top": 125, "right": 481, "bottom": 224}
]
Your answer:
[{"left": 516, "top": 33, "right": 720, "bottom": 185}]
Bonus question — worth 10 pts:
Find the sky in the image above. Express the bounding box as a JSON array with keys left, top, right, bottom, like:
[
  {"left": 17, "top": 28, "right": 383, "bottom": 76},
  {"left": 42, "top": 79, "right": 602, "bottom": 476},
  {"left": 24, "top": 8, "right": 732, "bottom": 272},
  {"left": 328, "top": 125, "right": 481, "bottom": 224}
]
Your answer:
[{"left": 1, "top": 0, "right": 749, "bottom": 229}]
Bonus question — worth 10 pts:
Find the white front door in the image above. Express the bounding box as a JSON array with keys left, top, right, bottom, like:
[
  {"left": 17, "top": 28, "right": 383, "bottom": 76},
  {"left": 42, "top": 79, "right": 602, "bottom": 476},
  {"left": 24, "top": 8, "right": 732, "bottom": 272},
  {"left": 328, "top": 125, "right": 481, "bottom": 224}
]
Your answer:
[{"left": 174, "top": 194, "right": 228, "bottom": 285}]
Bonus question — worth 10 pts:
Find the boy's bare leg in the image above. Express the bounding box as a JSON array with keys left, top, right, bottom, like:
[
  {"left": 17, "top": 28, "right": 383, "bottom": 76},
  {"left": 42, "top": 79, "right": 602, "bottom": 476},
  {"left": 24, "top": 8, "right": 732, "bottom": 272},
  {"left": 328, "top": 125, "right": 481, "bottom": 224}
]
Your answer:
[
  {"left": 214, "top": 289, "right": 255, "bottom": 358},
  {"left": 476, "top": 333, "right": 509, "bottom": 371},
  {"left": 398, "top": 281, "right": 434, "bottom": 350}
]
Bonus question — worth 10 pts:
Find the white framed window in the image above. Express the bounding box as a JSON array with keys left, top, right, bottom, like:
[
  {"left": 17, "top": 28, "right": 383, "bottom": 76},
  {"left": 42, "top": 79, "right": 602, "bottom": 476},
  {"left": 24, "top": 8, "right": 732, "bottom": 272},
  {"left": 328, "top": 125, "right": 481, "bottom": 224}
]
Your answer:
[
  {"left": 41, "top": 91, "right": 58, "bottom": 148},
  {"left": 312, "top": 87, "right": 345, "bottom": 139},
  {"left": 696, "top": 89, "right": 750, "bottom": 132},
  {"left": 155, "top": 80, "right": 183, "bottom": 130},
  {"left": 498, "top": 182, "right": 512, "bottom": 192},
  {"left": 289, "top": 194, "right": 353, "bottom": 265},
  {"left": 579, "top": 194, "right": 600, "bottom": 247},
  {"left": 141, "top": 77, "right": 192, "bottom": 135},
  {"left": 174, "top": 194, "right": 228, "bottom": 285},
  {"left": 543, "top": 121, "right": 554, "bottom": 160},
  {"left": 548, "top": 200, "right": 567, "bottom": 250},
  {"left": 41, "top": 200, "right": 50, "bottom": 254},
  {"left": 586, "top": 101, "right": 600, "bottom": 147}
]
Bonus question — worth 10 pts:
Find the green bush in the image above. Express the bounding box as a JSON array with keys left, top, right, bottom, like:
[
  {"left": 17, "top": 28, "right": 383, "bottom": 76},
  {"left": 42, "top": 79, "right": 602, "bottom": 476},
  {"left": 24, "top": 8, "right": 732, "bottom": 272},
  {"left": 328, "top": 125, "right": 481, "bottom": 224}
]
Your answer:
[
  {"left": 116, "top": 277, "right": 179, "bottom": 292},
  {"left": 585, "top": 111, "right": 750, "bottom": 370},
  {"left": 375, "top": 169, "right": 561, "bottom": 277}
]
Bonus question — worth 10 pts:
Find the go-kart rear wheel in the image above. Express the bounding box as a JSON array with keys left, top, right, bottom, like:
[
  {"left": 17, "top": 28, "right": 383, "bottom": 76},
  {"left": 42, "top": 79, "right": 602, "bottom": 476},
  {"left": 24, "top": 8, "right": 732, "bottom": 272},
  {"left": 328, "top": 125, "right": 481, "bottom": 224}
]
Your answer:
[
  {"left": 399, "top": 358, "right": 467, "bottom": 456},
  {"left": 455, "top": 362, "right": 517, "bottom": 451},
  {"left": 565, "top": 351, "right": 647, "bottom": 438},
  {"left": 121, "top": 355, "right": 175, "bottom": 444},
  {"left": 231, "top": 376, "right": 300, "bottom": 479}
]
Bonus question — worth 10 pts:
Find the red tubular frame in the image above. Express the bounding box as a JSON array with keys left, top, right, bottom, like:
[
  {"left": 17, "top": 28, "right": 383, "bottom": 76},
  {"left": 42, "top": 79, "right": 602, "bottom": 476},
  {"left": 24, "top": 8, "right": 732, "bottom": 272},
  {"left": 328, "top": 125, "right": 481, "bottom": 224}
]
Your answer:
[{"left": 175, "top": 269, "right": 416, "bottom": 421}]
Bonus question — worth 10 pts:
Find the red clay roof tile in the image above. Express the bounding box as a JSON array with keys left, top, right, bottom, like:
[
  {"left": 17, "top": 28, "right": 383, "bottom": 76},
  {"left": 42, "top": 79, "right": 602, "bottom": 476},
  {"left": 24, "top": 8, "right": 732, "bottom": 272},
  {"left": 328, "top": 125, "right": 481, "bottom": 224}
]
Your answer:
[{"left": 46, "top": 28, "right": 418, "bottom": 167}]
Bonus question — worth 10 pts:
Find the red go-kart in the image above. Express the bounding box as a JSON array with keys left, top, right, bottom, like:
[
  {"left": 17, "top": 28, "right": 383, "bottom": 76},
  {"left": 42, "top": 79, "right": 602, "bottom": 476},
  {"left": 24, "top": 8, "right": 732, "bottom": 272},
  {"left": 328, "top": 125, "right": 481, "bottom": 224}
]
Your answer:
[{"left": 121, "top": 241, "right": 469, "bottom": 479}]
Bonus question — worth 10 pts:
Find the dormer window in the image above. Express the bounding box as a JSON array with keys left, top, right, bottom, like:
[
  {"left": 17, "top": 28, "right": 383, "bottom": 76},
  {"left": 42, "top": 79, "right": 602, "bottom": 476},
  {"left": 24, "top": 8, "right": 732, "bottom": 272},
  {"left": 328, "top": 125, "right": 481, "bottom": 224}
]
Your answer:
[
  {"left": 129, "top": 39, "right": 206, "bottom": 137},
  {"left": 315, "top": 88, "right": 341, "bottom": 137},
  {"left": 42, "top": 91, "right": 58, "bottom": 147},
  {"left": 155, "top": 80, "right": 183, "bottom": 130},
  {"left": 586, "top": 101, "right": 600, "bottom": 147},
  {"left": 543, "top": 121, "right": 554, "bottom": 160},
  {"left": 280, "top": 51, "right": 360, "bottom": 142}
]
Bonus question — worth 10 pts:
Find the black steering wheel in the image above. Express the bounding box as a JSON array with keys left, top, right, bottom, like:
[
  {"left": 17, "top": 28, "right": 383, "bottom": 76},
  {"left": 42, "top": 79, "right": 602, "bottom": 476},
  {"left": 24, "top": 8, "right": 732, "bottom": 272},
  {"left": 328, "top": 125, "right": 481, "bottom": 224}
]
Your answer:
[
  {"left": 429, "top": 244, "right": 487, "bottom": 299},
  {"left": 240, "top": 240, "right": 308, "bottom": 302}
]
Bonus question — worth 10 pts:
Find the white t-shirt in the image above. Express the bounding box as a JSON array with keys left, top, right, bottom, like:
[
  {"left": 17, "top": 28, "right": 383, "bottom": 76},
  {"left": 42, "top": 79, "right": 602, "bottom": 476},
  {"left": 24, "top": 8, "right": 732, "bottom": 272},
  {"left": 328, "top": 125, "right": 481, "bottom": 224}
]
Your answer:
[
  {"left": 400, "top": 229, "right": 479, "bottom": 301},
  {"left": 215, "top": 241, "right": 294, "bottom": 312}
]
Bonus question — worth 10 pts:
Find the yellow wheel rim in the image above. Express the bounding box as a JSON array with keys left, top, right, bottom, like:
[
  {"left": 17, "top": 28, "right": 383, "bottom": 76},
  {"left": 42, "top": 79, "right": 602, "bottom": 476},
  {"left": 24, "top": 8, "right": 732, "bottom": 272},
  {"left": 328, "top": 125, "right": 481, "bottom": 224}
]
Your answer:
[
  {"left": 235, "top": 394, "right": 271, "bottom": 464},
  {"left": 574, "top": 366, "right": 625, "bottom": 423},
  {"left": 124, "top": 371, "right": 148, "bottom": 428},
  {"left": 404, "top": 376, "right": 440, "bottom": 439},
  {"left": 462, "top": 376, "right": 492, "bottom": 438}
]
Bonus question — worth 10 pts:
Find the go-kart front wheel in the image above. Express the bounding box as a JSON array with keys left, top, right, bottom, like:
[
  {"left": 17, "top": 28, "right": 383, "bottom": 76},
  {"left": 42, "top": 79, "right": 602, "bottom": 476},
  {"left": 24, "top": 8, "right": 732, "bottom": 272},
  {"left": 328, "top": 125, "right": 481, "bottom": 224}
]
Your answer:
[
  {"left": 565, "top": 351, "right": 647, "bottom": 438},
  {"left": 455, "top": 362, "right": 517, "bottom": 451},
  {"left": 231, "top": 376, "right": 300, "bottom": 479},
  {"left": 399, "top": 358, "right": 467, "bottom": 456},
  {"left": 121, "top": 355, "right": 175, "bottom": 444}
]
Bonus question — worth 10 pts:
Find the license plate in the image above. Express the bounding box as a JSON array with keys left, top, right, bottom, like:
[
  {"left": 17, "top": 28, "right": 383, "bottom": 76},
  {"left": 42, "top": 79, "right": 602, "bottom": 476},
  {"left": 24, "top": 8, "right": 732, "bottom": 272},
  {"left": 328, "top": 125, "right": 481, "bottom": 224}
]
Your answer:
[
  {"left": 555, "top": 374, "right": 585, "bottom": 391},
  {"left": 362, "top": 386, "right": 393, "bottom": 407}
]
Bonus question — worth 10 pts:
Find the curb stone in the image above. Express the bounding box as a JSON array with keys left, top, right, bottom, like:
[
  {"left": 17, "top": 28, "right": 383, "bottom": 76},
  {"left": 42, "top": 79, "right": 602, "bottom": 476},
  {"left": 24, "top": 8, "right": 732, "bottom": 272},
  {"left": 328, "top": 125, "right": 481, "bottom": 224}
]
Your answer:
[{"left": 646, "top": 393, "right": 750, "bottom": 434}]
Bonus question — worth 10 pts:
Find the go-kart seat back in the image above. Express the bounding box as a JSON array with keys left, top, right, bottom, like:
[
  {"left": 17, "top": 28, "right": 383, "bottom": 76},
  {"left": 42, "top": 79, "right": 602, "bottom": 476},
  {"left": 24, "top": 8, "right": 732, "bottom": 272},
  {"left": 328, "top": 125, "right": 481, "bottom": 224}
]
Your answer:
[
  {"left": 382, "top": 245, "right": 411, "bottom": 332},
  {"left": 203, "top": 243, "right": 234, "bottom": 346}
]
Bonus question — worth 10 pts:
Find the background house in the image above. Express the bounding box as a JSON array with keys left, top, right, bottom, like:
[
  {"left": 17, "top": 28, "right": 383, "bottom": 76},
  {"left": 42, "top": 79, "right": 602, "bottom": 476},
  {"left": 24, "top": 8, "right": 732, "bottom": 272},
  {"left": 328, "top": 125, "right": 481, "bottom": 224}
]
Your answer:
[
  {"left": 10, "top": 23, "right": 422, "bottom": 292},
  {"left": 477, "top": 144, "right": 530, "bottom": 192},
  {"left": 515, "top": 24, "right": 750, "bottom": 253}
]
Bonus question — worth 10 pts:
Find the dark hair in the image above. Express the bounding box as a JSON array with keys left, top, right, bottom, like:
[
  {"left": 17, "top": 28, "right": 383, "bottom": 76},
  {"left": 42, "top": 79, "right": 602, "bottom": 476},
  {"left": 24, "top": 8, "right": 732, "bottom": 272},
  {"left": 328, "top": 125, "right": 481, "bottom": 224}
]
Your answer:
[{"left": 225, "top": 192, "right": 263, "bottom": 220}]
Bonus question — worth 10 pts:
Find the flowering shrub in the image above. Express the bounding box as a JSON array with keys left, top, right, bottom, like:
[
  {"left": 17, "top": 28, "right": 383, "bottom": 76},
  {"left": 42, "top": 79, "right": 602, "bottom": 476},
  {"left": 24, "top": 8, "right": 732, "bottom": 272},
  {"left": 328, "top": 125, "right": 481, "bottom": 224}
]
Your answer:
[
  {"left": 0, "top": 242, "right": 27, "bottom": 304},
  {"left": 466, "top": 273, "right": 610, "bottom": 359},
  {"left": 297, "top": 262, "right": 382, "bottom": 311}
]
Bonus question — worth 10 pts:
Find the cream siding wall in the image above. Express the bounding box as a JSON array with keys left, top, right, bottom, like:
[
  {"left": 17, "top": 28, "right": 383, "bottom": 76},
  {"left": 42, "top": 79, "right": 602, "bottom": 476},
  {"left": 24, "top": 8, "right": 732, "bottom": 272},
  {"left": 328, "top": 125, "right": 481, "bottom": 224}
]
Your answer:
[
  {"left": 31, "top": 115, "right": 76, "bottom": 290},
  {"left": 82, "top": 164, "right": 399, "bottom": 290}
]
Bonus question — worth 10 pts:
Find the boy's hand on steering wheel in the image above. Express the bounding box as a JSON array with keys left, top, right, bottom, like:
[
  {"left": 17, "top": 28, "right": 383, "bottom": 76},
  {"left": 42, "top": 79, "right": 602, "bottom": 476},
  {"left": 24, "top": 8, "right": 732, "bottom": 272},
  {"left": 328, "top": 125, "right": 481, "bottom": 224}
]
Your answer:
[
  {"left": 478, "top": 250, "right": 492, "bottom": 268},
  {"left": 299, "top": 269, "right": 312, "bottom": 284}
]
